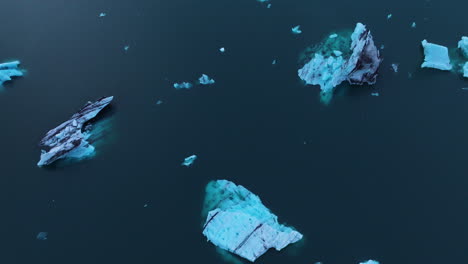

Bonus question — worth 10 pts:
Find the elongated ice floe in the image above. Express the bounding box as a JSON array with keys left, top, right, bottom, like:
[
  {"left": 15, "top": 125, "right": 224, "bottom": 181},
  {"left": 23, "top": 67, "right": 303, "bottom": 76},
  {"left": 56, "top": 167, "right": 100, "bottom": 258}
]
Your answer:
[
  {"left": 182, "top": 155, "right": 197, "bottom": 166},
  {"left": 173, "top": 82, "right": 193, "bottom": 89},
  {"left": 360, "top": 260, "right": 380, "bottom": 264},
  {"left": 298, "top": 23, "right": 382, "bottom": 104},
  {"left": 202, "top": 180, "right": 303, "bottom": 262},
  {"left": 291, "top": 25, "right": 302, "bottom": 34},
  {"left": 0, "top": 61, "right": 24, "bottom": 87},
  {"left": 37, "top": 96, "right": 113, "bottom": 166},
  {"left": 421, "top": 40, "right": 452, "bottom": 70}
]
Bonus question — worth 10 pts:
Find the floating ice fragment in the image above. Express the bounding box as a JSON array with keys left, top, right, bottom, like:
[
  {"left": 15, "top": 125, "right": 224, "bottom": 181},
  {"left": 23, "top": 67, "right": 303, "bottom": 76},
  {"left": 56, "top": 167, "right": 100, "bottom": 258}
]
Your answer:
[
  {"left": 267, "top": 3, "right": 271, "bottom": 8},
  {"left": 98, "top": 12, "right": 106, "bottom": 17},
  {"left": 387, "top": 14, "right": 392, "bottom": 20},
  {"left": 329, "top": 34, "right": 338, "bottom": 39},
  {"left": 272, "top": 59, "right": 277, "bottom": 65},
  {"left": 411, "top": 22, "right": 416, "bottom": 28},
  {"left": 459, "top": 37, "right": 468, "bottom": 58},
  {"left": 156, "top": 100, "right": 163, "bottom": 105},
  {"left": 463, "top": 62, "right": 468, "bottom": 78},
  {"left": 371, "top": 92, "right": 380, "bottom": 96},
  {"left": 0, "top": 61, "right": 24, "bottom": 87},
  {"left": 360, "top": 260, "right": 380, "bottom": 264},
  {"left": 420, "top": 40, "right": 452, "bottom": 70},
  {"left": 198, "top": 74, "right": 215, "bottom": 85},
  {"left": 333, "top": 50, "right": 343, "bottom": 56},
  {"left": 173, "top": 82, "right": 193, "bottom": 89},
  {"left": 380, "top": 44, "right": 385, "bottom": 50},
  {"left": 298, "top": 23, "right": 382, "bottom": 104},
  {"left": 391, "top": 63, "right": 399, "bottom": 73},
  {"left": 202, "top": 180, "right": 303, "bottom": 262},
  {"left": 36, "top": 232, "right": 48, "bottom": 240},
  {"left": 219, "top": 47, "right": 225, "bottom": 53},
  {"left": 37, "top": 96, "right": 113, "bottom": 166},
  {"left": 182, "top": 155, "right": 197, "bottom": 166},
  {"left": 124, "top": 45, "right": 130, "bottom": 51},
  {"left": 291, "top": 25, "right": 302, "bottom": 34}
]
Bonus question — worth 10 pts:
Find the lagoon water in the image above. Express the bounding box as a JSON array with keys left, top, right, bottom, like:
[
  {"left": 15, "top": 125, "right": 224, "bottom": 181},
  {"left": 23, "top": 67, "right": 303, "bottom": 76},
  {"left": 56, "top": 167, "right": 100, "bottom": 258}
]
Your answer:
[{"left": 1, "top": 0, "right": 468, "bottom": 263}]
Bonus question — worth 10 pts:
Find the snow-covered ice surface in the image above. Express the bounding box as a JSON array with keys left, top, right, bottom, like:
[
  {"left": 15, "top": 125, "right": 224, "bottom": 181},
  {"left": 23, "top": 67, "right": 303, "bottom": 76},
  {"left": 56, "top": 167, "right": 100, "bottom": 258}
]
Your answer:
[
  {"left": 37, "top": 96, "right": 113, "bottom": 166},
  {"left": 202, "top": 180, "right": 303, "bottom": 262},
  {"left": 0, "top": 61, "right": 23, "bottom": 87},
  {"left": 298, "top": 23, "right": 382, "bottom": 104},
  {"left": 420, "top": 40, "right": 452, "bottom": 71}
]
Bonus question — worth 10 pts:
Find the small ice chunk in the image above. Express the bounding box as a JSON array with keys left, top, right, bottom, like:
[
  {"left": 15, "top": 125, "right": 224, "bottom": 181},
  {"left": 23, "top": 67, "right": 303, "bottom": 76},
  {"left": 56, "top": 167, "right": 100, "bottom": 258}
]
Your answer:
[
  {"left": 371, "top": 92, "right": 380, "bottom": 96},
  {"left": 173, "top": 82, "right": 193, "bottom": 89},
  {"left": 291, "top": 25, "right": 302, "bottom": 34},
  {"left": 329, "top": 34, "right": 338, "bottom": 39},
  {"left": 411, "top": 22, "right": 416, "bottom": 28},
  {"left": 380, "top": 44, "right": 385, "bottom": 50},
  {"left": 36, "top": 232, "right": 48, "bottom": 240},
  {"left": 98, "top": 13, "right": 106, "bottom": 17},
  {"left": 391, "top": 63, "right": 399, "bottom": 73},
  {"left": 124, "top": 45, "right": 130, "bottom": 51},
  {"left": 421, "top": 40, "right": 452, "bottom": 71},
  {"left": 360, "top": 261, "right": 380, "bottom": 264},
  {"left": 0, "top": 61, "right": 24, "bottom": 87},
  {"left": 387, "top": 14, "right": 392, "bottom": 20},
  {"left": 267, "top": 3, "right": 272, "bottom": 8},
  {"left": 458, "top": 36, "right": 468, "bottom": 58},
  {"left": 272, "top": 59, "right": 277, "bottom": 65},
  {"left": 143, "top": 203, "right": 148, "bottom": 208},
  {"left": 333, "top": 50, "right": 343, "bottom": 56},
  {"left": 156, "top": 100, "right": 163, "bottom": 105},
  {"left": 219, "top": 47, "right": 225, "bottom": 53},
  {"left": 461, "top": 87, "right": 468, "bottom": 90},
  {"left": 198, "top": 74, "right": 215, "bottom": 85},
  {"left": 182, "top": 154, "right": 197, "bottom": 166}
]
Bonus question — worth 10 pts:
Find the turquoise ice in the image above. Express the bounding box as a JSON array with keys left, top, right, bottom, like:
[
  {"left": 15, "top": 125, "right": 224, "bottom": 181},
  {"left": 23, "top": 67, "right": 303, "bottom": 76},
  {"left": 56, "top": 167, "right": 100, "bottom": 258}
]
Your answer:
[
  {"left": 0, "top": 61, "right": 23, "bottom": 87},
  {"left": 291, "top": 25, "right": 302, "bottom": 34},
  {"left": 198, "top": 74, "right": 215, "bottom": 85},
  {"left": 421, "top": 40, "right": 452, "bottom": 70},
  {"left": 182, "top": 155, "right": 197, "bottom": 166},
  {"left": 202, "top": 180, "right": 303, "bottom": 262},
  {"left": 173, "top": 82, "right": 193, "bottom": 89}
]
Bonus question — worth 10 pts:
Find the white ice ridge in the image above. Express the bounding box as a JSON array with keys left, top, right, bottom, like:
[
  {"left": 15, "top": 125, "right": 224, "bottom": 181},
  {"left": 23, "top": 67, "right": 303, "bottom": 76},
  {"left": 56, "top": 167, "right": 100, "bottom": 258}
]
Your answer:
[
  {"left": 420, "top": 40, "right": 452, "bottom": 71},
  {"left": 202, "top": 180, "right": 303, "bottom": 262}
]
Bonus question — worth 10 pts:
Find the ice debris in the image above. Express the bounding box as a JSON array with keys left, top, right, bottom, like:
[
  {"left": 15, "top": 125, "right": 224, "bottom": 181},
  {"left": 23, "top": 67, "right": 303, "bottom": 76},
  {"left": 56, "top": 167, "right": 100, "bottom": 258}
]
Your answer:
[
  {"left": 156, "top": 100, "right": 163, "bottom": 105},
  {"left": 267, "top": 3, "right": 271, "bottom": 8},
  {"left": 124, "top": 45, "right": 130, "bottom": 51},
  {"left": 272, "top": 59, "right": 277, "bottom": 65},
  {"left": 459, "top": 37, "right": 468, "bottom": 57},
  {"left": 371, "top": 92, "right": 379, "bottom": 96},
  {"left": 36, "top": 232, "right": 48, "bottom": 240},
  {"left": 391, "top": 63, "right": 399, "bottom": 73},
  {"left": 0, "top": 61, "right": 24, "bottom": 87},
  {"left": 411, "top": 22, "right": 416, "bottom": 28},
  {"left": 173, "top": 82, "right": 193, "bottom": 89},
  {"left": 198, "top": 74, "right": 215, "bottom": 85},
  {"left": 219, "top": 47, "right": 225, "bottom": 53},
  {"left": 98, "top": 12, "right": 106, "bottom": 17},
  {"left": 291, "top": 25, "right": 302, "bottom": 35},
  {"left": 37, "top": 96, "right": 113, "bottom": 166},
  {"left": 202, "top": 180, "right": 303, "bottom": 262},
  {"left": 182, "top": 155, "right": 197, "bottom": 166},
  {"left": 463, "top": 62, "right": 468, "bottom": 78},
  {"left": 421, "top": 40, "right": 452, "bottom": 70},
  {"left": 298, "top": 23, "right": 382, "bottom": 104},
  {"left": 387, "top": 14, "right": 392, "bottom": 20}
]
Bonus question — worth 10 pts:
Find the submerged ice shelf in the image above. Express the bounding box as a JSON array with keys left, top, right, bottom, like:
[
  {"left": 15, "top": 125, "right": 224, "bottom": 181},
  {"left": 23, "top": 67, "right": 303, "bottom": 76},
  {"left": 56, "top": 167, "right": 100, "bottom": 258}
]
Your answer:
[
  {"left": 37, "top": 96, "right": 113, "bottom": 166},
  {"left": 202, "top": 180, "right": 303, "bottom": 262},
  {"left": 298, "top": 23, "right": 382, "bottom": 103},
  {"left": 0, "top": 61, "right": 23, "bottom": 87}
]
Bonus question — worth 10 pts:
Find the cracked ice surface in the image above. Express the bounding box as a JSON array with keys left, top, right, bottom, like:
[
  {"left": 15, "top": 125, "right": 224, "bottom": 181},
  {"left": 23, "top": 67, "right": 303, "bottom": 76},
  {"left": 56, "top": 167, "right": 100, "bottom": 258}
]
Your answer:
[
  {"left": 37, "top": 96, "right": 113, "bottom": 166},
  {"left": 0, "top": 61, "right": 23, "bottom": 87},
  {"left": 420, "top": 40, "right": 452, "bottom": 71},
  {"left": 202, "top": 180, "right": 303, "bottom": 262},
  {"left": 298, "top": 23, "right": 382, "bottom": 104}
]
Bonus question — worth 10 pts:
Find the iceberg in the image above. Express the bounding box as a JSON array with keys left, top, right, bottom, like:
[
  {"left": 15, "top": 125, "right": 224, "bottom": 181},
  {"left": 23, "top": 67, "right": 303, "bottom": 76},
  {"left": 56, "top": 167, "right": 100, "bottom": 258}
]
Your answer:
[
  {"left": 36, "top": 232, "right": 48, "bottom": 240},
  {"left": 202, "top": 180, "right": 303, "bottom": 262},
  {"left": 198, "top": 74, "right": 215, "bottom": 85},
  {"left": 37, "top": 96, "right": 113, "bottom": 166},
  {"left": 420, "top": 40, "right": 452, "bottom": 70},
  {"left": 291, "top": 25, "right": 302, "bottom": 34},
  {"left": 298, "top": 23, "right": 382, "bottom": 104},
  {"left": 0, "top": 61, "right": 24, "bottom": 87},
  {"left": 458, "top": 36, "right": 468, "bottom": 58},
  {"left": 182, "top": 154, "right": 197, "bottom": 166},
  {"left": 173, "top": 82, "right": 193, "bottom": 89}
]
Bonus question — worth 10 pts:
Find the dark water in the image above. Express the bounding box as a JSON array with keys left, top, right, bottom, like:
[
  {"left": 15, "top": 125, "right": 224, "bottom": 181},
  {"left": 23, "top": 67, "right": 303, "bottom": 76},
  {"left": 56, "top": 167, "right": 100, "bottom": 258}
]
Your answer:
[{"left": 1, "top": 0, "right": 468, "bottom": 263}]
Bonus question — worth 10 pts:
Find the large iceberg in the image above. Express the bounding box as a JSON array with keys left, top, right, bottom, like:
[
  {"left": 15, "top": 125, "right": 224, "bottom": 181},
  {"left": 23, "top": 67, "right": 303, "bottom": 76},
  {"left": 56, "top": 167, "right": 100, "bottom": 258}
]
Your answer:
[
  {"left": 202, "top": 180, "right": 303, "bottom": 262},
  {"left": 298, "top": 23, "right": 382, "bottom": 104},
  {"left": 420, "top": 40, "right": 452, "bottom": 70},
  {"left": 0, "top": 61, "right": 23, "bottom": 87},
  {"left": 37, "top": 96, "right": 113, "bottom": 166}
]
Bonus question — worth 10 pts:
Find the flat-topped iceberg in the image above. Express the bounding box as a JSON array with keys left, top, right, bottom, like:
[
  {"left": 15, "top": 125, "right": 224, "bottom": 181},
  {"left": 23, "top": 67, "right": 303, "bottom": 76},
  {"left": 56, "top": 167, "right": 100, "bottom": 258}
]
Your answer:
[
  {"left": 202, "top": 180, "right": 303, "bottom": 262},
  {"left": 420, "top": 40, "right": 452, "bottom": 70},
  {"left": 37, "top": 96, "right": 113, "bottom": 166},
  {"left": 0, "top": 61, "right": 24, "bottom": 87},
  {"left": 298, "top": 23, "right": 382, "bottom": 104}
]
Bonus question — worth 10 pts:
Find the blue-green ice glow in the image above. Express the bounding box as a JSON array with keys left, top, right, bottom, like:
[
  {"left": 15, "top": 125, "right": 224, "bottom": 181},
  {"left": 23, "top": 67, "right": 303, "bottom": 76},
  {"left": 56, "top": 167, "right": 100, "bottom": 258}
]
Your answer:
[{"left": 0, "top": 61, "right": 23, "bottom": 87}]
